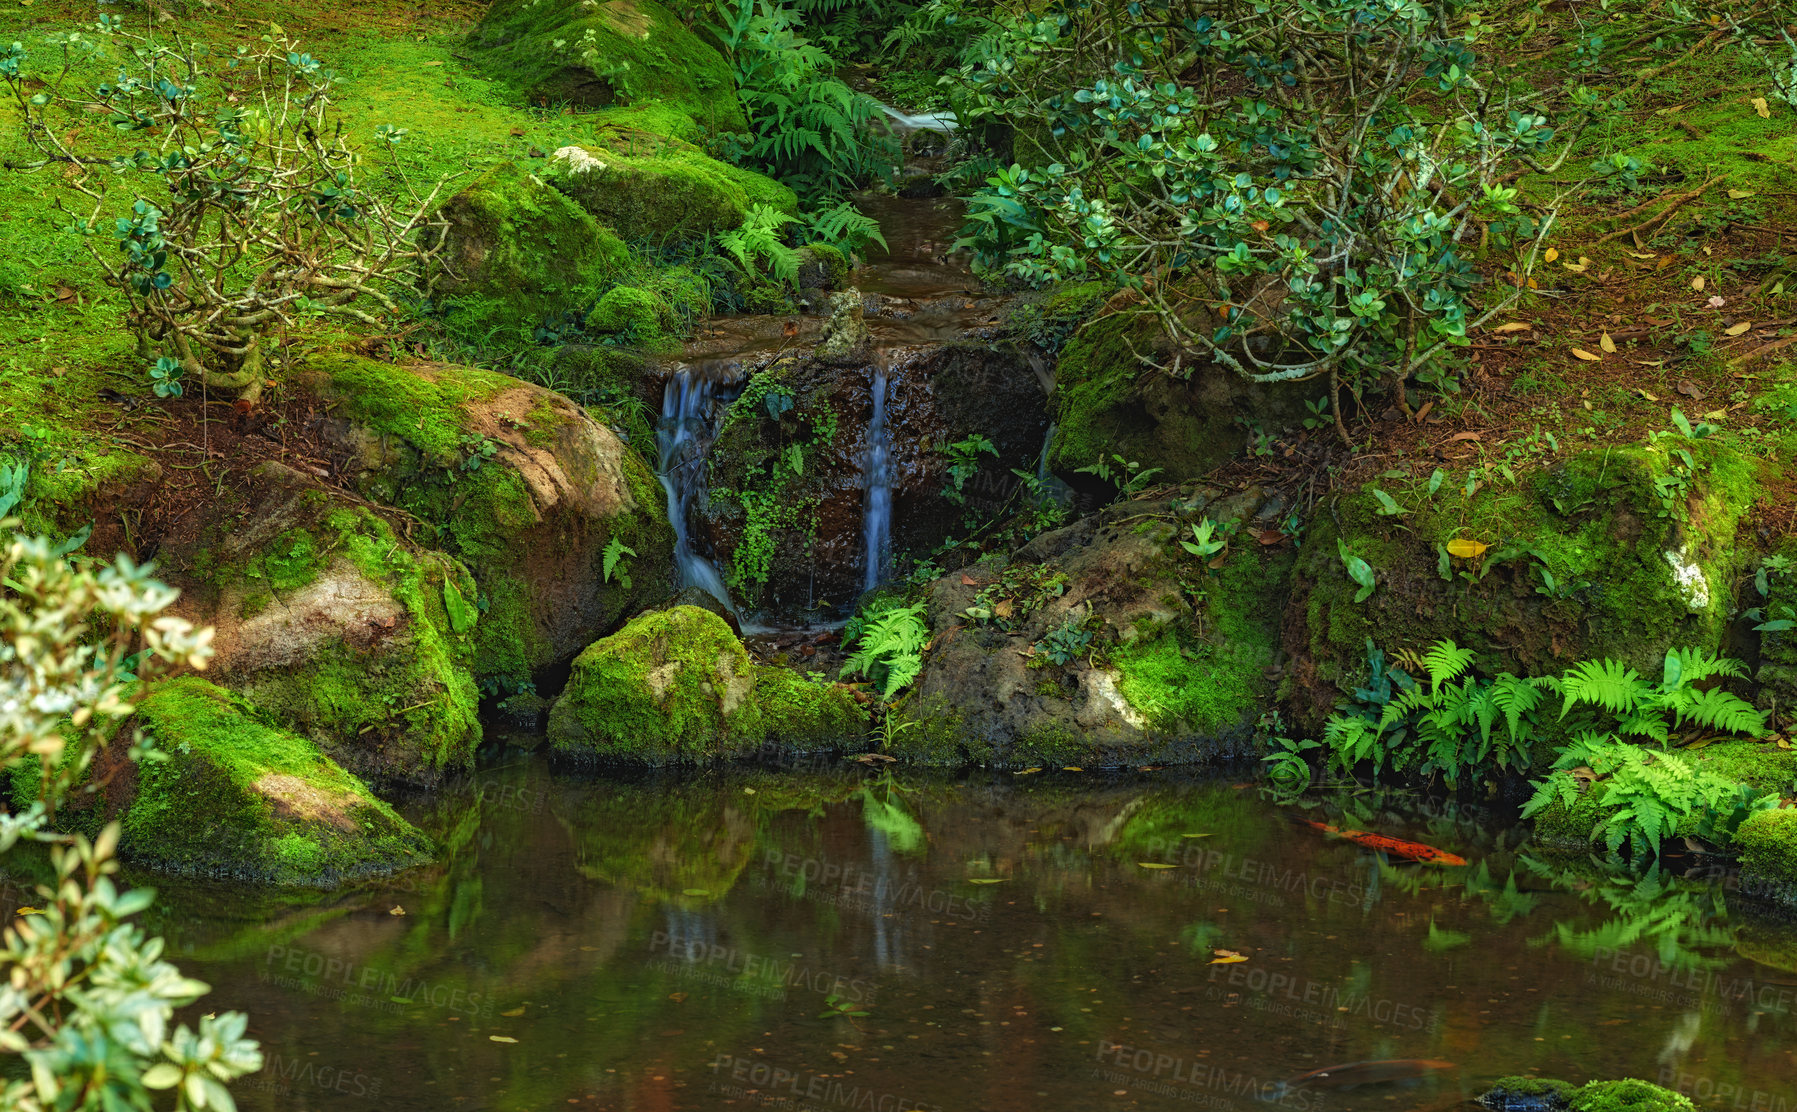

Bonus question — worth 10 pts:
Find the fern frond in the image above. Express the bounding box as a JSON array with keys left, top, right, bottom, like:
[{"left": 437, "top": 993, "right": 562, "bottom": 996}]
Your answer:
[
  {"left": 1558, "top": 658, "right": 1648, "bottom": 720},
  {"left": 1666, "top": 647, "right": 1749, "bottom": 686},
  {"left": 1422, "top": 639, "right": 1475, "bottom": 692},
  {"left": 1672, "top": 686, "right": 1767, "bottom": 736},
  {"left": 1490, "top": 674, "right": 1545, "bottom": 743}
]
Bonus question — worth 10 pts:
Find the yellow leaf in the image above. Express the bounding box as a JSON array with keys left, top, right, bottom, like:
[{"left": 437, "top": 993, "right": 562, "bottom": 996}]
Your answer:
[
  {"left": 1137, "top": 862, "right": 1180, "bottom": 869},
  {"left": 14, "top": 907, "right": 42, "bottom": 916},
  {"left": 1725, "top": 321, "right": 1752, "bottom": 336},
  {"left": 1062, "top": 766, "right": 1083, "bottom": 771},
  {"left": 1728, "top": 189, "right": 1756, "bottom": 199},
  {"left": 1014, "top": 767, "right": 1042, "bottom": 776},
  {"left": 1628, "top": 251, "right": 1657, "bottom": 259},
  {"left": 1526, "top": 278, "right": 1538, "bottom": 289},
  {"left": 1492, "top": 322, "right": 1531, "bottom": 333},
  {"left": 490, "top": 1036, "right": 518, "bottom": 1044},
  {"left": 969, "top": 878, "right": 1005, "bottom": 885},
  {"left": 1752, "top": 97, "right": 1771, "bottom": 118},
  {"left": 1633, "top": 360, "right": 1664, "bottom": 367},
  {"left": 1564, "top": 258, "right": 1589, "bottom": 273},
  {"left": 501, "top": 1007, "right": 526, "bottom": 1017},
  {"left": 1446, "top": 538, "right": 1491, "bottom": 559},
  {"left": 389, "top": 905, "right": 406, "bottom": 916},
  {"left": 1181, "top": 833, "right": 1214, "bottom": 839},
  {"left": 1544, "top": 248, "right": 1559, "bottom": 262},
  {"left": 682, "top": 888, "right": 710, "bottom": 897},
  {"left": 1692, "top": 275, "right": 1706, "bottom": 291},
  {"left": 1210, "top": 950, "right": 1248, "bottom": 964},
  {"left": 1571, "top": 348, "right": 1603, "bottom": 361},
  {"left": 1600, "top": 333, "right": 1616, "bottom": 354},
  {"left": 992, "top": 599, "right": 1014, "bottom": 619}
]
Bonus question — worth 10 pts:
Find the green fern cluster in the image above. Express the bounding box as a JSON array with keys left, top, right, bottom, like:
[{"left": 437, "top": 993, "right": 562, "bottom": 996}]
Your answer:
[
  {"left": 718, "top": 204, "right": 802, "bottom": 286},
  {"left": 840, "top": 600, "right": 928, "bottom": 701}
]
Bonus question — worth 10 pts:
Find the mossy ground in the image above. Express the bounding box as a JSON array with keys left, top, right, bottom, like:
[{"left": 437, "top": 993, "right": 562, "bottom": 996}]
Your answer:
[{"left": 119, "top": 678, "right": 434, "bottom": 886}]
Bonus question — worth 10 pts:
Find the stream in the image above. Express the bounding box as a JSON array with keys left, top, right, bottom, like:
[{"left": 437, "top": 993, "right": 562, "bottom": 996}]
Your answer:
[{"left": 131, "top": 752, "right": 1797, "bottom": 1111}]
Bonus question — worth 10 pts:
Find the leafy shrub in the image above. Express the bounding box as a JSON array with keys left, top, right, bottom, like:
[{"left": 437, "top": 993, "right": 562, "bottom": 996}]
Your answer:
[{"left": 840, "top": 600, "right": 929, "bottom": 701}]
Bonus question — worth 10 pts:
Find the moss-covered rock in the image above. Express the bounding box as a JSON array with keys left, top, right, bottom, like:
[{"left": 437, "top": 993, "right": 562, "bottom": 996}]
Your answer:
[
  {"left": 468, "top": 0, "right": 746, "bottom": 135},
  {"left": 1567, "top": 1080, "right": 1695, "bottom": 1112},
  {"left": 114, "top": 679, "right": 433, "bottom": 886},
  {"left": 1480, "top": 1076, "right": 1576, "bottom": 1110},
  {"left": 1735, "top": 806, "right": 1797, "bottom": 908},
  {"left": 304, "top": 355, "right": 674, "bottom": 689},
  {"left": 430, "top": 161, "right": 630, "bottom": 342},
  {"left": 547, "top": 606, "right": 867, "bottom": 764},
  {"left": 588, "top": 285, "right": 673, "bottom": 341},
  {"left": 167, "top": 470, "right": 482, "bottom": 783},
  {"left": 1282, "top": 441, "right": 1762, "bottom": 730},
  {"left": 895, "top": 484, "right": 1291, "bottom": 767},
  {"left": 546, "top": 139, "right": 795, "bottom": 242}
]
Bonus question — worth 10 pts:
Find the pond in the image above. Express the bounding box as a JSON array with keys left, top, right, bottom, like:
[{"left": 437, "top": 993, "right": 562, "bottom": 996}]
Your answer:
[{"left": 137, "top": 744, "right": 1797, "bottom": 1112}]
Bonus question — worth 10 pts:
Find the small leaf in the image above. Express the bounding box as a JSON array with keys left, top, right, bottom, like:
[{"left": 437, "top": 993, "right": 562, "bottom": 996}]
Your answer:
[
  {"left": 1544, "top": 248, "right": 1559, "bottom": 262},
  {"left": 1062, "top": 765, "right": 1084, "bottom": 771},
  {"left": 682, "top": 889, "right": 710, "bottom": 897},
  {"left": 490, "top": 1036, "right": 518, "bottom": 1044},
  {"left": 1728, "top": 189, "right": 1756, "bottom": 199},
  {"left": 1725, "top": 321, "right": 1752, "bottom": 336},
  {"left": 1371, "top": 488, "right": 1406, "bottom": 516},
  {"left": 1571, "top": 348, "right": 1602, "bottom": 361},
  {"left": 1427, "top": 469, "right": 1445, "bottom": 495},
  {"left": 1492, "top": 321, "right": 1531, "bottom": 334},
  {"left": 1210, "top": 950, "right": 1248, "bottom": 964},
  {"left": 1752, "top": 97, "right": 1770, "bottom": 118},
  {"left": 1446, "top": 538, "right": 1490, "bottom": 559},
  {"left": 1692, "top": 275, "right": 1706, "bottom": 291},
  {"left": 1137, "top": 862, "right": 1180, "bottom": 869},
  {"left": 1599, "top": 333, "right": 1616, "bottom": 354},
  {"left": 969, "top": 878, "right": 1005, "bottom": 885},
  {"left": 501, "top": 1006, "right": 526, "bottom": 1017}
]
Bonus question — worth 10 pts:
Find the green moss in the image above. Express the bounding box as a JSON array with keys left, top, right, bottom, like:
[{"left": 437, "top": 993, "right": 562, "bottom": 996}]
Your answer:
[
  {"left": 1488, "top": 1077, "right": 1576, "bottom": 1099},
  {"left": 467, "top": 0, "right": 746, "bottom": 135},
  {"left": 13, "top": 443, "right": 158, "bottom": 540},
  {"left": 798, "top": 243, "right": 849, "bottom": 288},
  {"left": 1735, "top": 807, "right": 1797, "bottom": 903},
  {"left": 1567, "top": 1080, "right": 1695, "bottom": 1112},
  {"left": 1007, "top": 279, "right": 1109, "bottom": 352},
  {"left": 547, "top": 606, "right": 866, "bottom": 763},
  {"left": 548, "top": 139, "right": 796, "bottom": 242},
  {"left": 434, "top": 161, "right": 631, "bottom": 343},
  {"left": 123, "top": 678, "right": 434, "bottom": 886},
  {"left": 1114, "top": 548, "right": 1288, "bottom": 733},
  {"left": 589, "top": 285, "right": 671, "bottom": 340}
]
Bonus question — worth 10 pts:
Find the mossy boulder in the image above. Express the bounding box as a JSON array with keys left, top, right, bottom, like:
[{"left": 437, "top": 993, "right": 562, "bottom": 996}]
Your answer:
[
  {"left": 430, "top": 161, "right": 630, "bottom": 342},
  {"left": 547, "top": 606, "right": 867, "bottom": 764},
  {"left": 1735, "top": 806, "right": 1797, "bottom": 909},
  {"left": 166, "top": 469, "right": 483, "bottom": 784},
  {"left": 546, "top": 139, "right": 796, "bottom": 242},
  {"left": 1282, "top": 441, "right": 1762, "bottom": 730},
  {"left": 114, "top": 679, "right": 434, "bottom": 886},
  {"left": 468, "top": 0, "right": 746, "bottom": 135},
  {"left": 895, "top": 484, "right": 1291, "bottom": 767},
  {"left": 588, "top": 285, "right": 673, "bottom": 341},
  {"left": 1480, "top": 1077, "right": 1576, "bottom": 1110},
  {"left": 304, "top": 355, "right": 674, "bottom": 688},
  {"left": 1567, "top": 1080, "right": 1695, "bottom": 1112}
]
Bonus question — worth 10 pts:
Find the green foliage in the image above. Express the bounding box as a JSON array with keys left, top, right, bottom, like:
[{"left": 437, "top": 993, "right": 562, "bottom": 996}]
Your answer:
[
  {"left": 603, "top": 536, "right": 637, "bottom": 590},
  {"left": 719, "top": 203, "right": 803, "bottom": 287},
  {"left": 1262, "top": 734, "right": 1320, "bottom": 793},
  {"left": 960, "top": 563, "right": 1068, "bottom": 632},
  {"left": 1179, "top": 519, "right": 1226, "bottom": 562},
  {"left": 803, "top": 200, "right": 888, "bottom": 258},
  {"left": 0, "top": 455, "right": 27, "bottom": 520},
  {"left": 1074, "top": 453, "right": 1160, "bottom": 496},
  {"left": 941, "top": 433, "right": 997, "bottom": 505},
  {"left": 1337, "top": 540, "right": 1377, "bottom": 603},
  {"left": 712, "top": 0, "right": 897, "bottom": 199},
  {"left": 0, "top": 531, "right": 262, "bottom": 1110},
  {"left": 1032, "top": 608, "right": 1096, "bottom": 667},
  {"left": 839, "top": 600, "right": 928, "bottom": 701}
]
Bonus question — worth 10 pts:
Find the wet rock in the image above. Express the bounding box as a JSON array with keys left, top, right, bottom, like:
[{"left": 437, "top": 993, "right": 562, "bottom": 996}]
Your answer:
[
  {"left": 817, "top": 290, "right": 872, "bottom": 362},
  {"left": 893, "top": 484, "right": 1292, "bottom": 767},
  {"left": 304, "top": 355, "right": 674, "bottom": 691},
  {"left": 1480, "top": 1078, "right": 1575, "bottom": 1112},
  {"left": 547, "top": 606, "right": 866, "bottom": 764}
]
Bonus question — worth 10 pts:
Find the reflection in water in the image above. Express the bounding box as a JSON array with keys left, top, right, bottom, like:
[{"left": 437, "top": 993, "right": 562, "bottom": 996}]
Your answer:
[{"left": 127, "top": 760, "right": 1797, "bottom": 1111}]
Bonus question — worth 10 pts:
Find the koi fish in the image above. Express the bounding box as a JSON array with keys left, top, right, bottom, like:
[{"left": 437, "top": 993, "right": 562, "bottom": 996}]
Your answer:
[
  {"left": 1304, "top": 821, "right": 1467, "bottom": 866},
  {"left": 1277, "top": 1058, "right": 1458, "bottom": 1092}
]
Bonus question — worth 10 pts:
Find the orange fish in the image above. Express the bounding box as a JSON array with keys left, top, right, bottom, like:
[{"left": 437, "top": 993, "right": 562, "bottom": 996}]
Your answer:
[
  {"left": 1279, "top": 1058, "right": 1457, "bottom": 1091},
  {"left": 1305, "top": 821, "right": 1466, "bottom": 866}
]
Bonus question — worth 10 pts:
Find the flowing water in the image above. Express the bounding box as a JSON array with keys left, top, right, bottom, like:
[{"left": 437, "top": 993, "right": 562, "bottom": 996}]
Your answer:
[
  {"left": 860, "top": 360, "right": 894, "bottom": 593},
  {"left": 102, "top": 753, "right": 1797, "bottom": 1112},
  {"left": 657, "top": 366, "right": 742, "bottom": 613}
]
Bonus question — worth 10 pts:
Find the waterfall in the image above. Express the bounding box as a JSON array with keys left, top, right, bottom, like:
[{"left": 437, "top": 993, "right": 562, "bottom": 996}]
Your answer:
[
  {"left": 876, "top": 103, "right": 958, "bottom": 134},
  {"left": 860, "top": 362, "right": 894, "bottom": 594},
  {"left": 657, "top": 367, "right": 738, "bottom": 614}
]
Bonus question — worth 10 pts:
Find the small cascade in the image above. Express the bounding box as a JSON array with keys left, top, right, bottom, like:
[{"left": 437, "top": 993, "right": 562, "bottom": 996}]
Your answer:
[
  {"left": 657, "top": 366, "right": 739, "bottom": 613},
  {"left": 860, "top": 361, "right": 895, "bottom": 594},
  {"left": 876, "top": 103, "right": 958, "bottom": 134}
]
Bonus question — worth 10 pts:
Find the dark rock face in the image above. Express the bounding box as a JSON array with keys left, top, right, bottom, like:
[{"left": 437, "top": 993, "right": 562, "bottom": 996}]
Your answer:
[{"left": 695, "top": 339, "right": 1051, "bottom": 617}]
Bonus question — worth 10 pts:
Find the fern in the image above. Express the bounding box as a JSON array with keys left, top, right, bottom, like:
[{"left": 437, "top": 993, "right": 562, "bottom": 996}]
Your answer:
[
  {"left": 719, "top": 204, "right": 802, "bottom": 286},
  {"left": 1421, "top": 640, "right": 1475, "bottom": 692},
  {"left": 840, "top": 600, "right": 928, "bottom": 701},
  {"left": 601, "top": 536, "right": 636, "bottom": 590},
  {"left": 804, "top": 200, "right": 888, "bottom": 257},
  {"left": 1555, "top": 657, "right": 1648, "bottom": 719}
]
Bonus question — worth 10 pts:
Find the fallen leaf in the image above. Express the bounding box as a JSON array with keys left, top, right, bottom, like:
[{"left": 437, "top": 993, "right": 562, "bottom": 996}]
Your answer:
[
  {"left": 389, "top": 906, "right": 406, "bottom": 916},
  {"left": 1780, "top": 739, "right": 1793, "bottom": 750},
  {"left": 682, "top": 888, "right": 710, "bottom": 897},
  {"left": 490, "top": 1036, "right": 518, "bottom": 1044},
  {"left": 1447, "top": 431, "right": 1483, "bottom": 442},
  {"left": 1752, "top": 97, "right": 1771, "bottom": 118},
  {"left": 1062, "top": 766, "right": 1084, "bottom": 772},
  {"left": 1544, "top": 248, "right": 1559, "bottom": 263},
  {"left": 1447, "top": 538, "right": 1491, "bottom": 559},
  {"left": 1182, "top": 833, "right": 1215, "bottom": 839},
  {"left": 1014, "top": 767, "right": 1042, "bottom": 775},
  {"left": 1600, "top": 332, "right": 1617, "bottom": 354},
  {"left": 969, "top": 878, "right": 1005, "bottom": 885},
  {"left": 1210, "top": 950, "right": 1249, "bottom": 965},
  {"left": 1628, "top": 251, "right": 1657, "bottom": 259},
  {"left": 1413, "top": 400, "right": 1434, "bottom": 424},
  {"left": 1564, "top": 256, "right": 1592, "bottom": 273},
  {"left": 1658, "top": 255, "right": 1675, "bottom": 271},
  {"left": 992, "top": 599, "right": 1014, "bottom": 619},
  {"left": 1636, "top": 388, "right": 1660, "bottom": 400},
  {"left": 1491, "top": 322, "right": 1532, "bottom": 334},
  {"left": 14, "top": 907, "right": 42, "bottom": 916},
  {"left": 1728, "top": 189, "right": 1756, "bottom": 199},
  {"left": 1571, "top": 347, "right": 1602, "bottom": 361},
  {"left": 1633, "top": 361, "right": 1665, "bottom": 368},
  {"left": 1677, "top": 381, "right": 1706, "bottom": 401},
  {"left": 423, "top": 60, "right": 443, "bottom": 66},
  {"left": 1725, "top": 321, "right": 1752, "bottom": 336},
  {"left": 960, "top": 574, "right": 978, "bottom": 586},
  {"left": 1250, "top": 220, "right": 1270, "bottom": 232},
  {"left": 1255, "top": 528, "right": 1285, "bottom": 545},
  {"left": 501, "top": 1007, "right": 526, "bottom": 1017},
  {"left": 1137, "top": 862, "right": 1180, "bottom": 870},
  {"left": 1693, "top": 275, "right": 1706, "bottom": 291}
]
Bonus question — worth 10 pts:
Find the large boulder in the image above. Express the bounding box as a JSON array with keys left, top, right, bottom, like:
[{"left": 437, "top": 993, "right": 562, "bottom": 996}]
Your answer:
[
  {"left": 165, "top": 467, "right": 483, "bottom": 784},
  {"left": 547, "top": 606, "right": 867, "bottom": 764},
  {"left": 698, "top": 341, "right": 1051, "bottom": 616},
  {"left": 468, "top": 0, "right": 747, "bottom": 135},
  {"left": 304, "top": 355, "right": 675, "bottom": 689},
  {"left": 1282, "top": 440, "right": 1763, "bottom": 730},
  {"left": 104, "top": 679, "right": 432, "bottom": 886},
  {"left": 893, "top": 483, "right": 1292, "bottom": 767},
  {"left": 430, "top": 161, "right": 631, "bottom": 343},
  {"left": 546, "top": 136, "right": 796, "bottom": 242}
]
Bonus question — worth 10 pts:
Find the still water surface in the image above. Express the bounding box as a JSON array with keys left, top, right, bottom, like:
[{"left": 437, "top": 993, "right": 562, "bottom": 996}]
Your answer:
[{"left": 138, "top": 752, "right": 1797, "bottom": 1112}]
